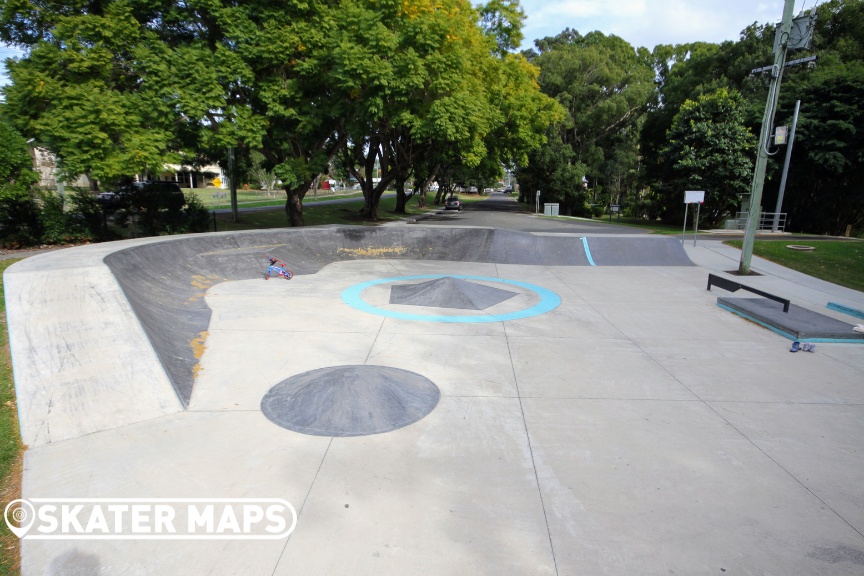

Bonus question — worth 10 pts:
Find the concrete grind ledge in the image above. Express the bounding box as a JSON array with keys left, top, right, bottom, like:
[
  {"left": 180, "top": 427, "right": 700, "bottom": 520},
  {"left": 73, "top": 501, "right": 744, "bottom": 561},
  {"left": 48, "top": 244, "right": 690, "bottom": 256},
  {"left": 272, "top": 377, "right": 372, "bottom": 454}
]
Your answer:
[{"left": 717, "top": 297, "right": 864, "bottom": 342}]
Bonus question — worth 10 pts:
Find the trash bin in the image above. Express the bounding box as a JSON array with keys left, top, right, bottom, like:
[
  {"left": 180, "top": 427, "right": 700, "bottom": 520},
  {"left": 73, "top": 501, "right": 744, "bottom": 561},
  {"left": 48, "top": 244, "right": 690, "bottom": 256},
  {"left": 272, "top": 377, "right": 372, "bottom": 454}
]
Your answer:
[{"left": 544, "top": 203, "right": 559, "bottom": 216}]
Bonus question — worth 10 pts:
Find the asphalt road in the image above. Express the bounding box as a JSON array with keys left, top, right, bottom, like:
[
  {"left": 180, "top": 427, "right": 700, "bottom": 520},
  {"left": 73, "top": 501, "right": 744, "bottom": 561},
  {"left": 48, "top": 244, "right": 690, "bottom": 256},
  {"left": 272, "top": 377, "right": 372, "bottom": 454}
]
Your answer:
[
  {"left": 420, "top": 192, "right": 650, "bottom": 234},
  {"left": 422, "top": 192, "right": 850, "bottom": 242}
]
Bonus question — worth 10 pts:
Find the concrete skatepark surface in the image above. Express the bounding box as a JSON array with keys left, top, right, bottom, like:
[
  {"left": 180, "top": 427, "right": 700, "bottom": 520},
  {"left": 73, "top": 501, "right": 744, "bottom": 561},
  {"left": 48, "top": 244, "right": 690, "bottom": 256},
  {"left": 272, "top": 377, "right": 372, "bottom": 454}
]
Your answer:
[{"left": 5, "top": 221, "right": 864, "bottom": 575}]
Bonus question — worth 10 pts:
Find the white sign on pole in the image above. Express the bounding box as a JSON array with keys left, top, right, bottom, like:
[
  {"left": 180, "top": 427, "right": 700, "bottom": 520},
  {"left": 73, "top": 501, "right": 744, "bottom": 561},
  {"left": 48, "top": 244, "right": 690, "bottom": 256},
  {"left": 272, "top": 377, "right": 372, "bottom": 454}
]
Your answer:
[
  {"left": 684, "top": 190, "right": 705, "bottom": 204},
  {"left": 682, "top": 191, "right": 705, "bottom": 246}
]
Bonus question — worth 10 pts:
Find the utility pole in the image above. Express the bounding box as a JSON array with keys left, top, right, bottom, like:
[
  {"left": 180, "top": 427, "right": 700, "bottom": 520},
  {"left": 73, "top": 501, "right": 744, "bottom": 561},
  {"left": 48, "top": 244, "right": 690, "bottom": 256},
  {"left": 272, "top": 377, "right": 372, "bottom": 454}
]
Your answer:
[
  {"left": 228, "top": 147, "right": 239, "bottom": 223},
  {"left": 738, "top": 0, "right": 796, "bottom": 275},
  {"left": 772, "top": 99, "right": 801, "bottom": 232}
]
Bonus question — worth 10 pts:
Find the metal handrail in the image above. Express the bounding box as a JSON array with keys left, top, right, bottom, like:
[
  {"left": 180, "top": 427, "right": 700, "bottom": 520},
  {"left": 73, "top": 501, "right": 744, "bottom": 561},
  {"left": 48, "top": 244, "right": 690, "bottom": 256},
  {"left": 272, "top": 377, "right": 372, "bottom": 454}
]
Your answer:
[{"left": 707, "top": 273, "right": 790, "bottom": 313}]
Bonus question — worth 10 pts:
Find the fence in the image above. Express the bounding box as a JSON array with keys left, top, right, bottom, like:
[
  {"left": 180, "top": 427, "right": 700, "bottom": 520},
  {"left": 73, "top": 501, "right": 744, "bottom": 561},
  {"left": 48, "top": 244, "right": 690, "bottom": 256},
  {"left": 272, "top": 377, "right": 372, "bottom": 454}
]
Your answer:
[{"left": 726, "top": 212, "right": 786, "bottom": 232}]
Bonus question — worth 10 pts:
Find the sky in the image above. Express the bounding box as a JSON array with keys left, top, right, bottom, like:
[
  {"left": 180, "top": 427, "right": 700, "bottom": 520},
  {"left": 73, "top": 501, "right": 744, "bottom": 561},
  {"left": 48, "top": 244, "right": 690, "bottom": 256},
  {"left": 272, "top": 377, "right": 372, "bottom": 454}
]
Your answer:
[
  {"left": 0, "top": 0, "right": 825, "bottom": 87},
  {"left": 518, "top": 0, "right": 824, "bottom": 51}
]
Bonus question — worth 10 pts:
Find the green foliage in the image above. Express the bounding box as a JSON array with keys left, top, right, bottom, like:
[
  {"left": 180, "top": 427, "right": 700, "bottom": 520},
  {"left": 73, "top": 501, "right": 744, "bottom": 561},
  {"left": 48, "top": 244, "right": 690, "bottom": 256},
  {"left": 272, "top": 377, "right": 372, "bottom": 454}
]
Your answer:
[
  {"left": 529, "top": 30, "right": 654, "bottom": 173},
  {"left": 36, "top": 189, "right": 69, "bottom": 244},
  {"left": 517, "top": 129, "right": 588, "bottom": 215},
  {"left": 767, "top": 0, "right": 864, "bottom": 235},
  {"left": 524, "top": 29, "right": 652, "bottom": 213},
  {"left": 0, "top": 257, "right": 24, "bottom": 575},
  {"left": 1, "top": 0, "right": 558, "bottom": 227},
  {"left": 639, "top": 26, "right": 774, "bottom": 220},
  {"left": 479, "top": 0, "right": 526, "bottom": 55},
  {"left": 658, "top": 88, "right": 755, "bottom": 227},
  {"left": 0, "top": 187, "right": 42, "bottom": 247},
  {"left": 0, "top": 119, "right": 42, "bottom": 246},
  {"left": 726, "top": 240, "right": 864, "bottom": 292},
  {"left": 638, "top": 0, "right": 864, "bottom": 234},
  {"left": 181, "top": 192, "right": 212, "bottom": 234},
  {"left": 0, "top": 117, "right": 38, "bottom": 194},
  {"left": 69, "top": 188, "right": 114, "bottom": 241},
  {"left": 1, "top": 2, "right": 178, "bottom": 184},
  {"left": 110, "top": 185, "right": 209, "bottom": 236},
  {"left": 329, "top": 0, "right": 558, "bottom": 219},
  {"left": 248, "top": 150, "right": 278, "bottom": 193}
]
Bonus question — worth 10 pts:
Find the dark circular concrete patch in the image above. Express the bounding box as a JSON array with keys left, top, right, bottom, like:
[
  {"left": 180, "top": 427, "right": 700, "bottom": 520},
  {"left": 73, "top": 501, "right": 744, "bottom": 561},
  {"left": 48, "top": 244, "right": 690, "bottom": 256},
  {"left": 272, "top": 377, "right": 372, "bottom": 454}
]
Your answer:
[{"left": 261, "top": 366, "right": 440, "bottom": 437}]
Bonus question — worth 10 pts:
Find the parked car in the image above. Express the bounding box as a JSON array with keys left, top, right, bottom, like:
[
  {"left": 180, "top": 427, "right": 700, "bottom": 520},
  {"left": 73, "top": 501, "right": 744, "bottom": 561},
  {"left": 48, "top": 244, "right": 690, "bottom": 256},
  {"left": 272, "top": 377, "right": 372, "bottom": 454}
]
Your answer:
[
  {"left": 444, "top": 196, "right": 463, "bottom": 211},
  {"left": 97, "top": 180, "right": 184, "bottom": 209},
  {"left": 96, "top": 191, "right": 121, "bottom": 206}
]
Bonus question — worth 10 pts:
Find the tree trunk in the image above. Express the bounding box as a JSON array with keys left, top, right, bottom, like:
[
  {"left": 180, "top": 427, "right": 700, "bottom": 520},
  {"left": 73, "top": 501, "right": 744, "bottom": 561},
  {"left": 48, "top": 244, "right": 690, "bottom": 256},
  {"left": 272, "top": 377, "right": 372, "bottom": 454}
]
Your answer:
[
  {"left": 394, "top": 178, "right": 407, "bottom": 214},
  {"left": 362, "top": 193, "right": 378, "bottom": 220},
  {"left": 284, "top": 187, "right": 305, "bottom": 227},
  {"left": 414, "top": 181, "right": 427, "bottom": 208}
]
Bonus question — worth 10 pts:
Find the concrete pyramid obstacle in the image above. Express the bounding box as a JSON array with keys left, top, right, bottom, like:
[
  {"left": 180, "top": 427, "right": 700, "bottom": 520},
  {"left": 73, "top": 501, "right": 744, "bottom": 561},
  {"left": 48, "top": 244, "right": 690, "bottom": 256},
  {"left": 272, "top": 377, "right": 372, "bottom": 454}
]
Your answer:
[
  {"left": 389, "top": 276, "right": 518, "bottom": 310},
  {"left": 261, "top": 366, "right": 440, "bottom": 437}
]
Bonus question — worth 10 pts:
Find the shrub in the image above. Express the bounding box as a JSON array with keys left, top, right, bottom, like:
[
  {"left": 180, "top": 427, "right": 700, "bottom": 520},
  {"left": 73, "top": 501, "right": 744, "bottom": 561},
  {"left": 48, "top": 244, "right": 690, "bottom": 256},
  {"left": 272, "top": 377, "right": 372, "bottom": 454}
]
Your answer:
[
  {"left": 0, "top": 188, "right": 42, "bottom": 247},
  {"left": 0, "top": 120, "right": 42, "bottom": 247},
  {"left": 181, "top": 193, "right": 212, "bottom": 233},
  {"left": 37, "top": 190, "right": 68, "bottom": 244},
  {"left": 68, "top": 189, "right": 115, "bottom": 241}
]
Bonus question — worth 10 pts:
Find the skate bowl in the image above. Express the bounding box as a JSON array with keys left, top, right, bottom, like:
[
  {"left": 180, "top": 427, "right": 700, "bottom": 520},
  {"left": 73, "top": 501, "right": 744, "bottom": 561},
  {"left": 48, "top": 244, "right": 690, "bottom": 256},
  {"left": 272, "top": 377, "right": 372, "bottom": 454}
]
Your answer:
[
  {"left": 101, "top": 227, "right": 692, "bottom": 406},
  {"left": 12, "top": 224, "right": 864, "bottom": 576}
]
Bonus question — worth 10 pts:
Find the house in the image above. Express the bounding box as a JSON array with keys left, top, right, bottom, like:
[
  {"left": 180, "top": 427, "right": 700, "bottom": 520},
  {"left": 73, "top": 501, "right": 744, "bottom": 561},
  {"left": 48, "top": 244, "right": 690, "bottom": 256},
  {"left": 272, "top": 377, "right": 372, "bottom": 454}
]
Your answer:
[{"left": 28, "top": 146, "right": 230, "bottom": 191}]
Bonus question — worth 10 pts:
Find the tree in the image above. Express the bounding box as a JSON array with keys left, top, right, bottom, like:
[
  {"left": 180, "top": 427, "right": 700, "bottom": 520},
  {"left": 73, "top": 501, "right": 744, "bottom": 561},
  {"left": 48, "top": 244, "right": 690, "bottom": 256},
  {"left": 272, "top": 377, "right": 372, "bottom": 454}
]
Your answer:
[
  {"left": 0, "top": 0, "right": 342, "bottom": 225},
  {"left": 0, "top": 115, "right": 38, "bottom": 193},
  {"left": 658, "top": 88, "right": 755, "bottom": 227},
  {"left": 333, "top": 0, "right": 558, "bottom": 221},
  {"left": 639, "top": 26, "right": 775, "bottom": 220},
  {"left": 516, "top": 128, "right": 587, "bottom": 214},
  {"left": 767, "top": 0, "right": 864, "bottom": 235},
  {"left": 478, "top": 0, "right": 525, "bottom": 55},
  {"left": 1, "top": 2, "right": 178, "bottom": 187},
  {"left": 1, "top": 0, "right": 559, "bottom": 228},
  {"left": 524, "top": 30, "right": 652, "bottom": 209},
  {"left": 0, "top": 116, "right": 41, "bottom": 244},
  {"left": 529, "top": 31, "right": 654, "bottom": 173}
]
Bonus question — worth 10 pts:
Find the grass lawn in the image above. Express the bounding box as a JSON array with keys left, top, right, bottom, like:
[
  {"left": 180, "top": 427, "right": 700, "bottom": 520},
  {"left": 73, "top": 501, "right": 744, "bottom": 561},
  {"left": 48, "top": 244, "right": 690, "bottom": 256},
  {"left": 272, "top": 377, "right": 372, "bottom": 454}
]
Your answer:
[
  {"left": 535, "top": 212, "right": 684, "bottom": 235},
  {"left": 0, "top": 259, "right": 23, "bottom": 575},
  {"left": 584, "top": 215, "right": 682, "bottom": 234},
  {"left": 211, "top": 193, "right": 448, "bottom": 231},
  {"left": 186, "top": 187, "right": 365, "bottom": 211},
  {"left": 725, "top": 239, "right": 864, "bottom": 292}
]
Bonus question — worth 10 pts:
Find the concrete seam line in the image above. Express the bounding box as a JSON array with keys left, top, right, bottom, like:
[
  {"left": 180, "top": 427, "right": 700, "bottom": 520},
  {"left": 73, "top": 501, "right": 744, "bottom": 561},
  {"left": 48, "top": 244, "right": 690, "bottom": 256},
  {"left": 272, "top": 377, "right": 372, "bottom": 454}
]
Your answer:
[{"left": 502, "top": 319, "right": 559, "bottom": 575}]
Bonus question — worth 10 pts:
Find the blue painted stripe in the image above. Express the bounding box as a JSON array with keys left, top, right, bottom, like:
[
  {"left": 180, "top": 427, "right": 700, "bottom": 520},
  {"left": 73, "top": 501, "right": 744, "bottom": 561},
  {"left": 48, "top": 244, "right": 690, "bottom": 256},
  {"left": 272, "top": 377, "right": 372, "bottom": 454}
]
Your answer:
[
  {"left": 341, "top": 275, "right": 561, "bottom": 323},
  {"left": 716, "top": 303, "right": 864, "bottom": 344},
  {"left": 582, "top": 237, "right": 596, "bottom": 267},
  {"left": 827, "top": 302, "right": 864, "bottom": 320}
]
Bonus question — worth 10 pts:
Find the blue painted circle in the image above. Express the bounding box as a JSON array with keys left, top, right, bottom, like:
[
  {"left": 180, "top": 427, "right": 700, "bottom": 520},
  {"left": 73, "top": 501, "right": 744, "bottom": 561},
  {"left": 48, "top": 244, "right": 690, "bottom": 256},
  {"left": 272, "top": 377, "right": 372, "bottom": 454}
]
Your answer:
[{"left": 341, "top": 275, "right": 560, "bottom": 323}]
